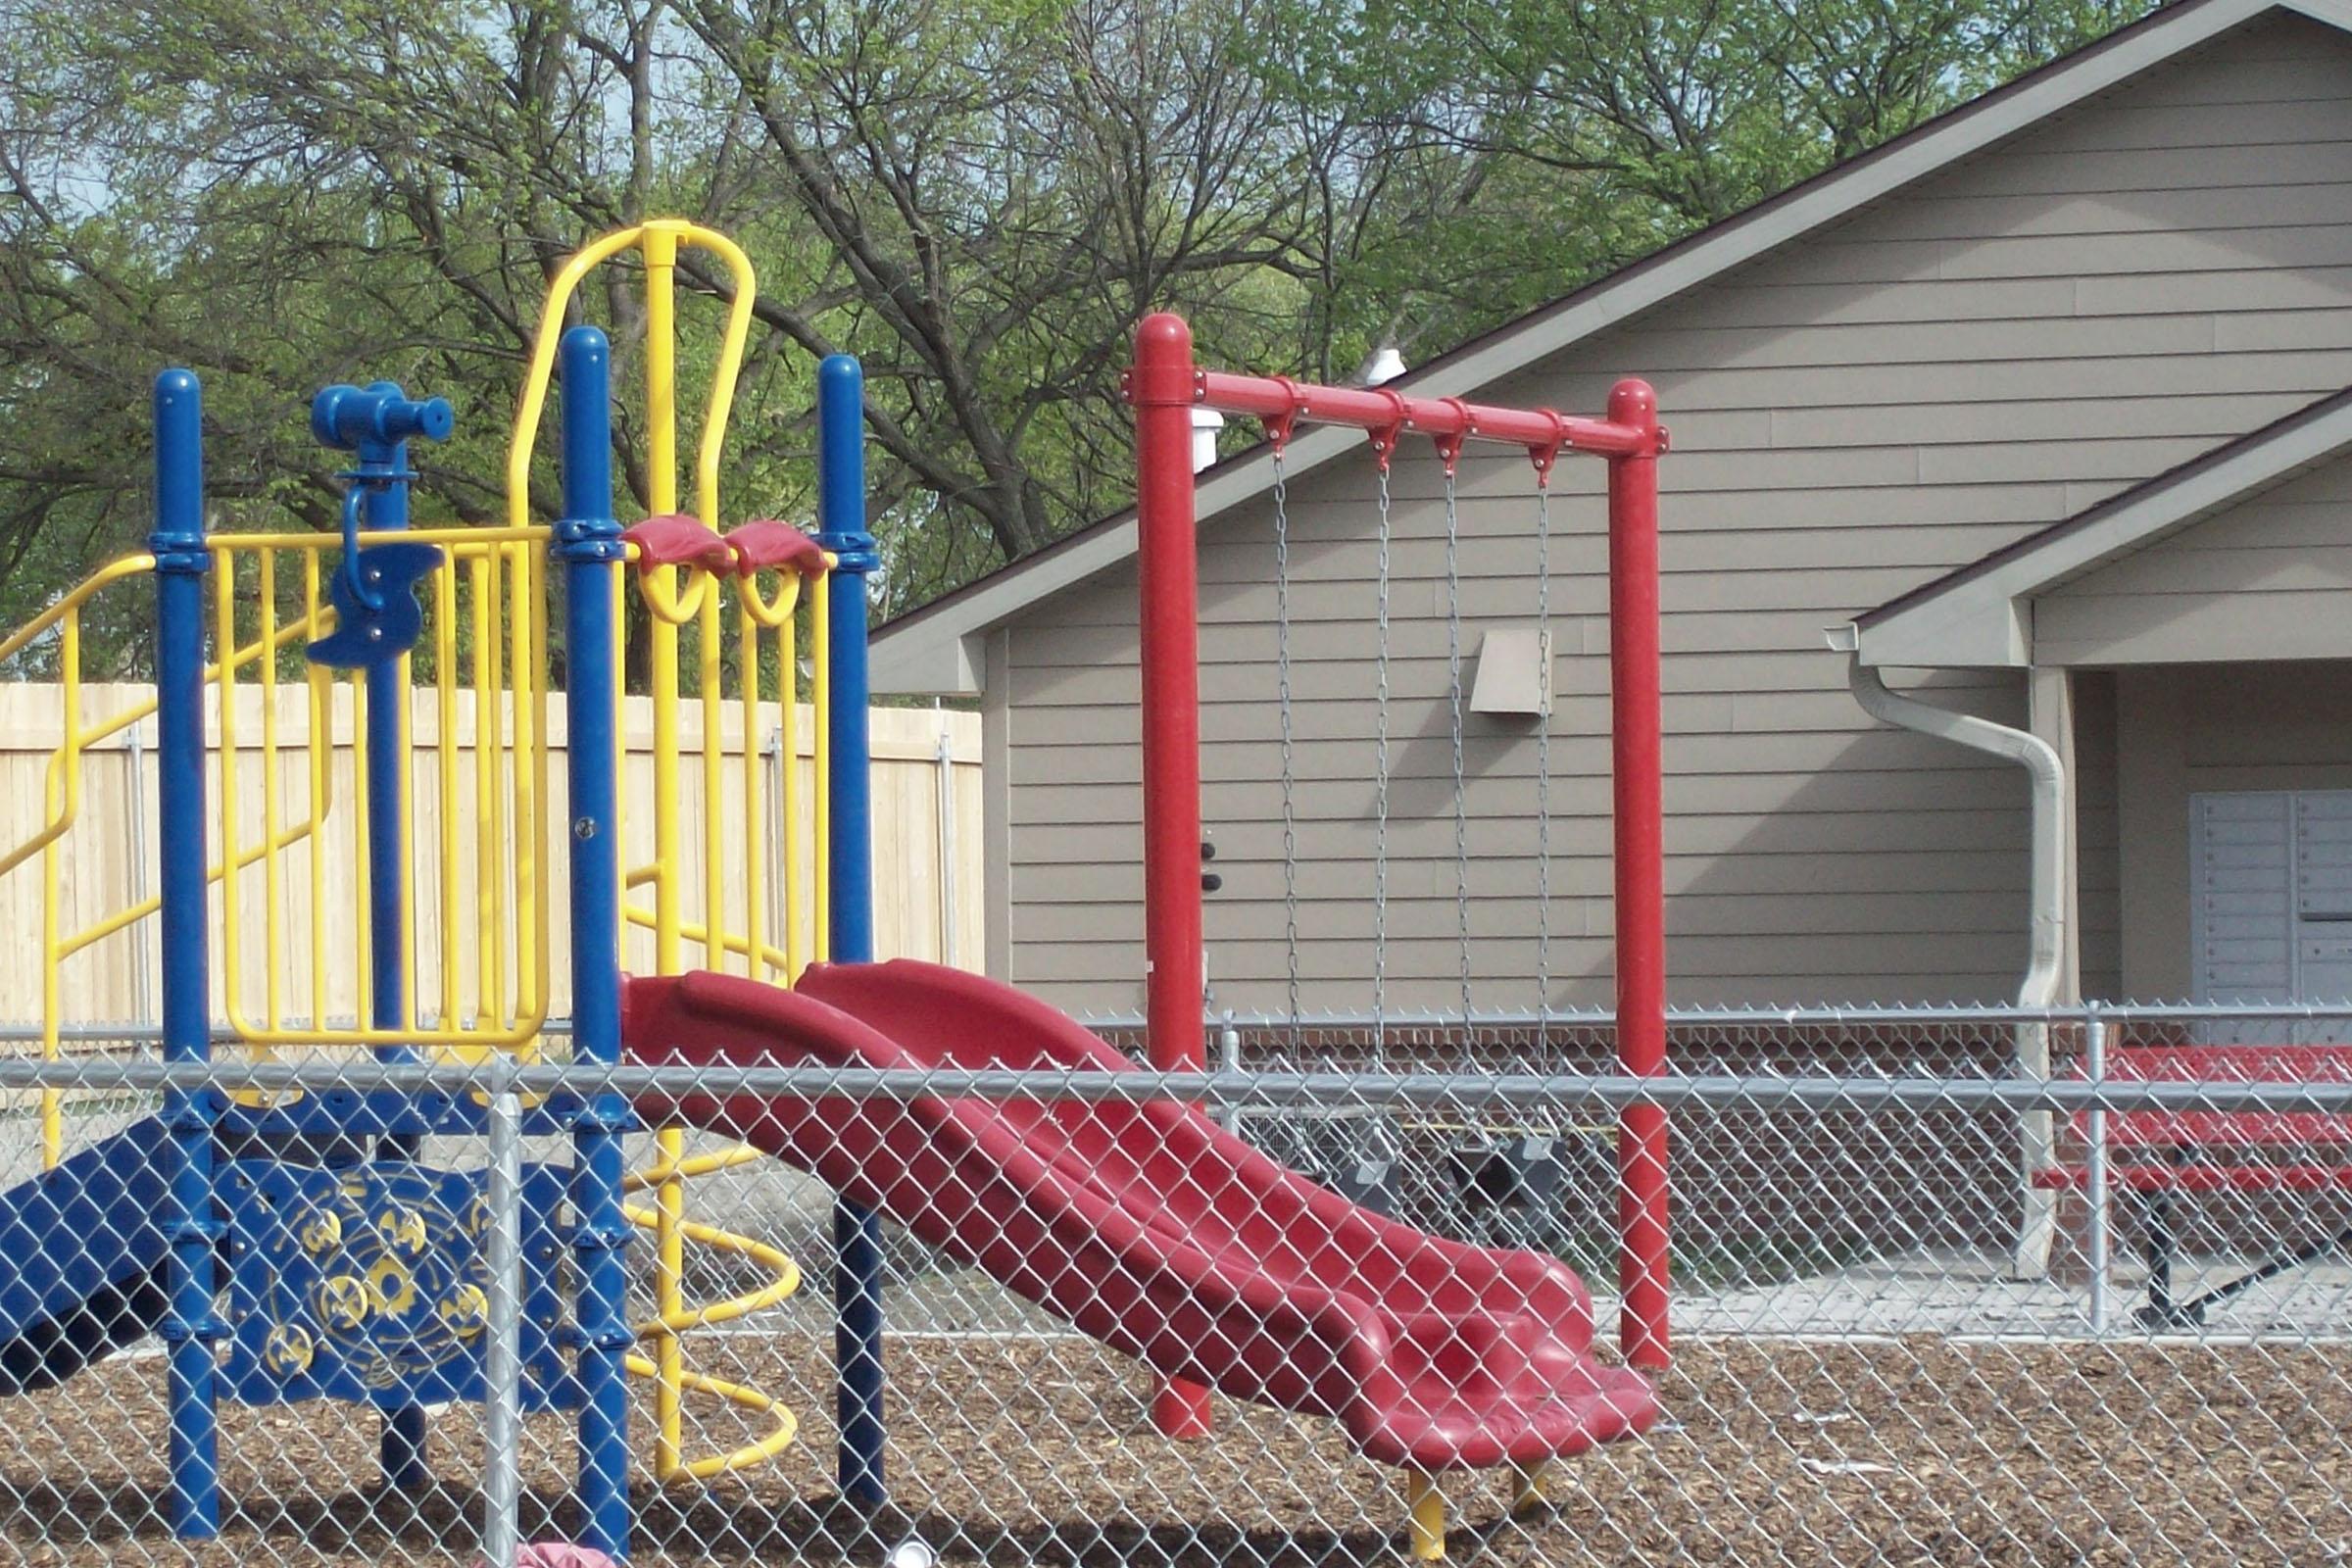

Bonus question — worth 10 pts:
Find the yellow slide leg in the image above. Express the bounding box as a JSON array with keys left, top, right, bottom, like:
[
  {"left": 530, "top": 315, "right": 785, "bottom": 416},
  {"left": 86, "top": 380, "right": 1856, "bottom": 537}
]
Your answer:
[
  {"left": 1509, "top": 1461, "right": 1552, "bottom": 1515},
  {"left": 1406, "top": 1471, "right": 1446, "bottom": 1561}
]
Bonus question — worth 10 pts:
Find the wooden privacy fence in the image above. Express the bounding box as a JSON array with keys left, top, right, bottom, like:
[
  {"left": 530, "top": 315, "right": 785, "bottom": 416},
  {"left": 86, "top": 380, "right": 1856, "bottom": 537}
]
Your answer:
[{"left": 0, "top": 682, "right": 982, "bottom": 1034}]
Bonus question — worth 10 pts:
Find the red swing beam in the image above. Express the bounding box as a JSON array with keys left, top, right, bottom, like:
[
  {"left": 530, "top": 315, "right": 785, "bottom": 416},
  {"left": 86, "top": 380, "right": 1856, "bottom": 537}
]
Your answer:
[{"left": 1125, "top": 314, "right": 1673, "bottom": 1440}]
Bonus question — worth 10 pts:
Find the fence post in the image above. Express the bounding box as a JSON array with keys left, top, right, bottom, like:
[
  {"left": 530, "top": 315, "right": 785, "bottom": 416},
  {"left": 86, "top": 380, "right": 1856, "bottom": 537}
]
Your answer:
[
  {"left": 554, "top": 323, "right": 635, "bottom": 1558},
  {"left": 481, "top": 1055, "right": 525, "bottom": 1568},
  {"left": 815, "top": 352, "right": 890, "bottom": 1510},
  {"left": 2085, "top": 1002, "right": 2110, "bottom": 1335},
  {"left": 151, "top": 368, "right": 222, "bottom": 1541}
]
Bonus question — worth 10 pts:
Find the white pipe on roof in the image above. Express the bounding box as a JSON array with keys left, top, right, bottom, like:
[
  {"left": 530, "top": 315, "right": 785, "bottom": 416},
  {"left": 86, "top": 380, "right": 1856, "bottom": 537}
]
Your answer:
[{"left": 1190, "top": 408, "right": 1224, "bottom": 473}]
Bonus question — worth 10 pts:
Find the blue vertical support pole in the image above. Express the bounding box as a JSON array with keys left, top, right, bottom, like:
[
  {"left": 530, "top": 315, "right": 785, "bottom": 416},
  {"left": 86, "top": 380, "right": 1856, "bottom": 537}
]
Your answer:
[
  {"left": 152, "top": 368, "right": 222, "bottom": 1540},
  {"left": 554, "top": 325, "right": 635, "bottom": 1559},
  {"left": 310, "top": 379, "right": 453, "bottom": 1491},
  {"left": 815, "top": 353, "right": 886, "bottom": 1509}
]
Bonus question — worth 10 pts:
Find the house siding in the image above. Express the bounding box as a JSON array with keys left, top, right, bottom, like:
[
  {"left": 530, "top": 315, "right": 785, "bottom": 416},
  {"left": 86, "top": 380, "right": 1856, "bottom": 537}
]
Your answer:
[
  {"left": 996, "top": 12, "right": 2352, "bottom": 1016},
  {"left": 2036, "top": 449, "right": 2352, "bottom": 662}
]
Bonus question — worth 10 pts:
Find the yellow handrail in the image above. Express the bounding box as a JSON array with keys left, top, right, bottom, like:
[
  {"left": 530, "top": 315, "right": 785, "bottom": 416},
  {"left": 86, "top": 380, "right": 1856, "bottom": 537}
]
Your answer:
[
  {"left": 206, "top": 531, "right": 552, "bottom": 1051},
  {"left": 0, "top": 556, "right": 159, "bottom": 888},
  {"left": 3, "top": 554, "right": 354, "bottom": 1158}
]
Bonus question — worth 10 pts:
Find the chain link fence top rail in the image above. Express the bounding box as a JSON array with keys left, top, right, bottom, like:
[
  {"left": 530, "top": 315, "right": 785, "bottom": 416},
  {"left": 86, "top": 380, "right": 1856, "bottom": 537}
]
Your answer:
[{"left": 0, "top": 1001, "right": 2347, "bottom": 1566}]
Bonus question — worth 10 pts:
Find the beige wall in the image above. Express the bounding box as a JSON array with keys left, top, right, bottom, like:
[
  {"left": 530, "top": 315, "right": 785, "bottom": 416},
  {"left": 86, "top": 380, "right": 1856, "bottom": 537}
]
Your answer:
[
  {"left": 995, "top": 11, "right": 2352, "bottom": 1015},
  {"left": 2039, "top": 447, "right": 2352, "bottom": 663},
  {"left": 0, "top": 683, "right": 983, "bottom": 1035},
  {"left": 2113, "top": 661, "right": 2352, "bottom": 998}
]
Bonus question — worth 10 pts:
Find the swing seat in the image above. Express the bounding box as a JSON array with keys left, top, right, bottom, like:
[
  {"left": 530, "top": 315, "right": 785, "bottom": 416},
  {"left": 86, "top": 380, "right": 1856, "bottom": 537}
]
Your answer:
[
  {"left": 1330, "top": 1155, "right": 1402, "bottom": 1218},
  {"left": 1449, "top": 1136, "right": 1565, "bottom": 1211},
  {"left": 622, "top": 959, "right": 1660, "bottom": 1471}
]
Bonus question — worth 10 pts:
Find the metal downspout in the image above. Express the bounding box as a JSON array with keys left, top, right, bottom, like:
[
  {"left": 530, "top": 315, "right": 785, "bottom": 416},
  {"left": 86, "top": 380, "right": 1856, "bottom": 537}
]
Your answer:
[{"left": 1837, "top": 637, "right": 2068, "bottom": 1277}]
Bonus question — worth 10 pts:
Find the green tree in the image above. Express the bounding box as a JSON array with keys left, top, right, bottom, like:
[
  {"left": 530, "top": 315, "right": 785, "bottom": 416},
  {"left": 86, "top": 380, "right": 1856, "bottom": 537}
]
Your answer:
[{"left": 0, "top": 0, "right": 2158, "bottom": 658}]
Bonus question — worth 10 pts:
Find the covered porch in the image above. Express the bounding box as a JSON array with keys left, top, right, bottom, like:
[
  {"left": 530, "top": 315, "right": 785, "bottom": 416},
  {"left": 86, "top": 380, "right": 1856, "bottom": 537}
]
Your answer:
[{"left": 1854, "top": 387, "right": 2352, "bottom": 1012}]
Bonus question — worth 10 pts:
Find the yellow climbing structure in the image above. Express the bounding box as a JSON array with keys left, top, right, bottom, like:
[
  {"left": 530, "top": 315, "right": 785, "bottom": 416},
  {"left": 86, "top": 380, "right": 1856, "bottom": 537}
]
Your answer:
[{"left": 0, "top": 218, "right": 818, "bottom": 1484}]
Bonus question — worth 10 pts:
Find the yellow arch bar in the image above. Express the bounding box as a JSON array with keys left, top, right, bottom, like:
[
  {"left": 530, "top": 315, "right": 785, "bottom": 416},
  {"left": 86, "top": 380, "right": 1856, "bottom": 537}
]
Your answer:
[{"left": 506, "top": 220, "right": 760, "bottom": 534}]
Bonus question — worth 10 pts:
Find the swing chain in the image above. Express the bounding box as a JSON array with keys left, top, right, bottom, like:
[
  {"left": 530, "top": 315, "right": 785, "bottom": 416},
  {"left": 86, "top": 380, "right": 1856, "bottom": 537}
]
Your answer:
[
  {"left": 1535, "top": 481, "right": 1553, "bottom": 1031},
  {"left": 1527, "top": 420, "right": 1564, "bottom": 1034},
  {"left": 1271, "top": 449, "right": 1301, "bottom": 1049},
  {"left": 1372, "top": 462, "right": 1393, "bottom": 1064}
]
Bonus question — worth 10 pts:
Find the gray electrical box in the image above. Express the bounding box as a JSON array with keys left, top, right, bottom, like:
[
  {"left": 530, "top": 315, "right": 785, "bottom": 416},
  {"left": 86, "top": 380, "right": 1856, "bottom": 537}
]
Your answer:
[{"left": 1468, "top": 627, "right": 1552, "bottom": 718}]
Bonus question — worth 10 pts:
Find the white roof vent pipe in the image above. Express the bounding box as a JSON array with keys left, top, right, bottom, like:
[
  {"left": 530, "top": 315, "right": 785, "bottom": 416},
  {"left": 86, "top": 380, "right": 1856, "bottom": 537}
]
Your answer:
[
  {"left": 1190, "top": 407, "right": 1224, "bottom": 473},
  {"left": 1361, "top": 344, "right": 1407, "bottom": 387}
]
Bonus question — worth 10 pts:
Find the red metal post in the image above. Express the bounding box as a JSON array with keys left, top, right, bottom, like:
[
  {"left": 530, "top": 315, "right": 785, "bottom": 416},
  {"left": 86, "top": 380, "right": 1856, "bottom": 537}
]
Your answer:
[
  {"left": 1606, "top": 377, "right": 1672, "bottom": 1371},
  {"left": 1129, "top": 311, "right": 1217, "bottom": 1437}
]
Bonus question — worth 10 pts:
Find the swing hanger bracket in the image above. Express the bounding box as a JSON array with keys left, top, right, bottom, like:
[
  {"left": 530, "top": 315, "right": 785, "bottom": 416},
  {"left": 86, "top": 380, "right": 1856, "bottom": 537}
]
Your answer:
[
  {"left": 1425, "top": 398, "right": 1474, "bottom": 478},
  {"left": 1529, "top": 411, "right": 1571, "bottom": 489},
  {"left": 1260, "top": 376, "right": 1310, "bottom": 456},
  {"left": 1365, "top": 388, "right": 1408, "bottom": 473}
]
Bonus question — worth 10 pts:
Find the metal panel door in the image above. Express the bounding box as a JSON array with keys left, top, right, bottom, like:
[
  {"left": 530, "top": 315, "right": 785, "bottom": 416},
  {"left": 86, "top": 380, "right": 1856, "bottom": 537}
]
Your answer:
[{"left": 2192, "top": 790, "right": 2352, "bottom": 1033}]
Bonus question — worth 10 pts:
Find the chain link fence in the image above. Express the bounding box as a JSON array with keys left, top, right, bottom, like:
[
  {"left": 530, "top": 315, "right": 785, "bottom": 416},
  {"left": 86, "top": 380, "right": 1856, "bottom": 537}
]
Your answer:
[{"left": 2, "top": 1004, "right": 2351, "bottom": 1565}]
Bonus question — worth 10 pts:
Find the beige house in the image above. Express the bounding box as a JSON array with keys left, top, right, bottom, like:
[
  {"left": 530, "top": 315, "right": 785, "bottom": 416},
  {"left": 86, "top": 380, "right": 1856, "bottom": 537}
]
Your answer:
[{"left": 873, "top": 0, "right": 2352, "bottom": 1020}]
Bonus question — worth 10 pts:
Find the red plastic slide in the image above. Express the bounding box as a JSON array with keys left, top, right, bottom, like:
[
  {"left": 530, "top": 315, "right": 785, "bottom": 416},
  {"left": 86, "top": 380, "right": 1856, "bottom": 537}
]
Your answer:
[{"left": 620, "top": 959, "right": 1656, "bottom": 1470}]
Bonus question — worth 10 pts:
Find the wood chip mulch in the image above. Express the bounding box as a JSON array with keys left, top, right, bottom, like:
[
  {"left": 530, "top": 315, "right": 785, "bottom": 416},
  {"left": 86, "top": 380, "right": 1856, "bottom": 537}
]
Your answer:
[{"left": 2, "top": 1334, "right": 2348, "bottom": 1565}]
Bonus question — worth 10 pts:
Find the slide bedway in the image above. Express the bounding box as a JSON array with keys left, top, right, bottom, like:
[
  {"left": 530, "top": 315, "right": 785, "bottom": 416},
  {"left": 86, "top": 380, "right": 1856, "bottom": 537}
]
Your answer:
[{"left": 0, "top": 220, "right": 1668, "bottom": 1561}]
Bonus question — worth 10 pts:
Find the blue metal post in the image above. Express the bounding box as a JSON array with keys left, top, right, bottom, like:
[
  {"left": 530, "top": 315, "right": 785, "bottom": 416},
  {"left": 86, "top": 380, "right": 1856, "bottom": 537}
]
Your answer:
[
  {"left": 815, "top": 354, "right": 886, "bottom": 1509},
  {"left": 554, "top": 325, "right": 635, "bottom": 1559},
  {"left": 310, "top": 380, "right": 453, "bottom": 1491},
  {"left": 152, "top": 368, "right": 223, "bottom": 1540}
]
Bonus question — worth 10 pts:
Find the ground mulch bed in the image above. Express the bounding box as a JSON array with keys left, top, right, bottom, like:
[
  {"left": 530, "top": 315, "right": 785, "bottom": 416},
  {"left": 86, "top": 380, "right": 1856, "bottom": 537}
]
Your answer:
[{"left": 2, "top": 1335, "right": 2349, "bottom": 1564}]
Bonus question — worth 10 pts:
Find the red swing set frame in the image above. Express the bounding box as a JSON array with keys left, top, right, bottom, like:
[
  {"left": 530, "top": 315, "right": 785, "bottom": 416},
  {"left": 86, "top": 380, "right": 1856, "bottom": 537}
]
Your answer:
[{"left": 1124, "top": 313, "right": 1673, "bottom": 1433}]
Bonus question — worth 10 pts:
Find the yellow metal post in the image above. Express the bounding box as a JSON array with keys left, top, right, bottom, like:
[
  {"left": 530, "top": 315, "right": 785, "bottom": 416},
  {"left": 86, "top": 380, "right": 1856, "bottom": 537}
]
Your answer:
[
  {"left": 641, "top": 219, "right": 692, "bottom": 1486},
  {"left": 37, "top": 614, "right": 69, "bottom": 1168},
  {"left": 518, "top": 542, "right": 549, "bottom": 1029},
  {"left": 434, "top": 559, "right": 460, "bottom": 1030},
  {"left": 259, "top": 553, "right": 283, "bottom": 1033},
  {"left": 700, "top": 589, "right": 725, "bottom": 979},
  {"left": 811, "top": 573, "right": 832, "bottom": 962},
  {"left": 1406, "top": 1472, "right": 1446, "bottom": 1561},
  {"left": 306, "top": 556, "right": 329, "bottom": 1030}
]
